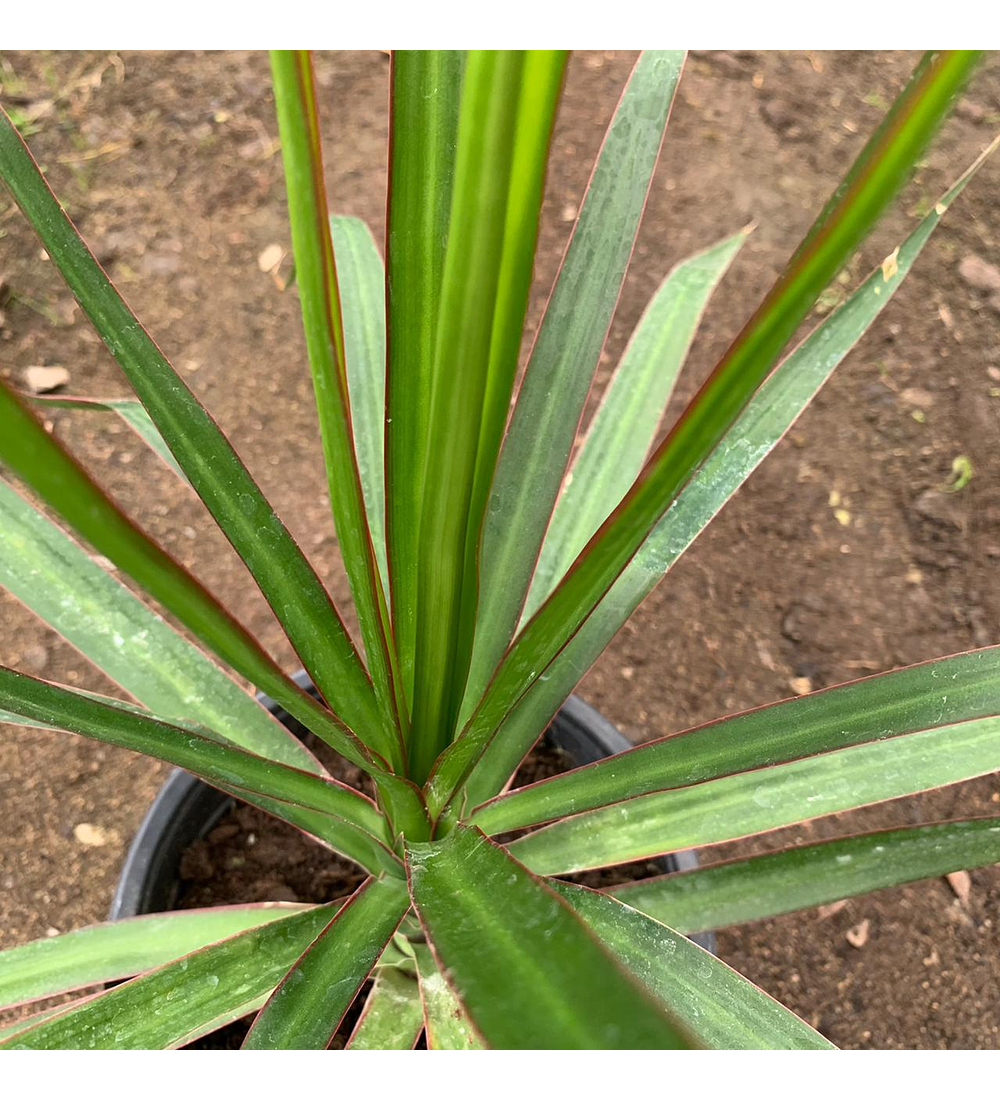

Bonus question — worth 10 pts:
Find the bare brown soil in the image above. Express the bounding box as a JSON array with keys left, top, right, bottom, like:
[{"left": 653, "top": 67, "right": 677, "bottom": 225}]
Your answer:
[{"left": 1, "top": 50, "right": 999, "bottom": 1049}]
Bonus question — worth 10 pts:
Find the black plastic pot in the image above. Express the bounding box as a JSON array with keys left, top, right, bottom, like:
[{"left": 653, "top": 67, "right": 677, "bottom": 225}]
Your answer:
[{"left": 111, "top": 676, "right": 714, "bottom": 952}]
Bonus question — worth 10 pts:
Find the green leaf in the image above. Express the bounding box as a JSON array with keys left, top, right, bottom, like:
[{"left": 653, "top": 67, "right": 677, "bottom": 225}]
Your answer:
[
  {"left": 553, "top": 882, "right": 833, "bottom": 1050},
  {"left": 0, "top": 384, "right": 422, "bottom": 829},
  {"left": 521, "top": 229, "right": 747, "bottom": 622},
  {"left": 347, "top": 966, "right": 424, "bottom": 1050},
  {"left": 25, "top": 393, "right": 186, "bottom": 481},
  {"left": 510, "top": 714, "right": 1000, "bottom": 875},
  {"left": 430, "top": 63, "right": 986, "bottom": 814},
  {"left": 460, "top": 141, "right": 994, "bottom": 809},
  {"left": 385, "top": 49, "right": 464, "bottom": 711},
  {"left": 0, "top": 475, "right": 319, "bottom": 773},
  {"left": 461, "top": 51, "right": 685, "bottom": 725},
  {"left": 243, "top": 876, "right": 409, "bottom": 1049},
  {"left": 2, "top": 903, "right": 336, "bottom": 1049},
  {"left": 0, "top": 904, "right": 308, "bottom": 1010},
  {"left": 0, "top": 104, "right": 384, "bottom": 752},
  {"left": 611, "top": 818, "right": 1000, "bottom": 935},
  {"left": 0, "top": 1002, "right": 87, "bottom": 1043},
  {"left": 411, "top": 941, "right": 484, "bottom": 1050},
  {"left": 472, "top": 647, "right": 1000, "bottom": 834},
  {"left": 332, "top": 215, "right": 389, "bottom": 593},
  {"left": 270, "top": 52, "right": 404, "bottom": 762},
  {"left": 408, "top": 51, "right": 566, "bottom": 782},
  {"left": 467, "top": 51, "right": 570, "bottom": 625},
  {"left": 406, "top": 825, "right": 692, "bottom": 1049},
  {"left": 0, "top": 686, "right": 400, "bottom": 863},
  {"left": 0, "top": 666, "right": 400, "bottom": 876}
]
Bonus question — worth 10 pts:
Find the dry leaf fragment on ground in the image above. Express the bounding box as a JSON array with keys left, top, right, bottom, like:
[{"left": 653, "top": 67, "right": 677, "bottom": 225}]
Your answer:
[
  {"left": 257, "top": 243, "right": 284, "bottom": 272},
  {"left": 946, "top": 869, "right": 971, "bottom": 905},
  {"left": 846, "top": 918, "right": 870, "bottom": 948},
  {"left": 73, "top": 822, "right": 113, "bottom": 847},
  {"left": 22, "top": 365, "right": 70, "bottom": 393}
]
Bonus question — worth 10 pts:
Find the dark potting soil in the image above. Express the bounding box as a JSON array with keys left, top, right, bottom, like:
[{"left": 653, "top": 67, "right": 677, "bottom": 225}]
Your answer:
[{"left": 173, "top": 734, "right": 660, "bottom": 1048}]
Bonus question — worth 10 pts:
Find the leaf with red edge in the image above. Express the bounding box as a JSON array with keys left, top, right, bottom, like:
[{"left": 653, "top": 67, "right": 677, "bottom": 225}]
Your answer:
[
  {"left": 243, "top": 875, "right": 409, "bottom": 1049},
  {"left": 0, "top": 103, "right": 383, "bottom": 753}
]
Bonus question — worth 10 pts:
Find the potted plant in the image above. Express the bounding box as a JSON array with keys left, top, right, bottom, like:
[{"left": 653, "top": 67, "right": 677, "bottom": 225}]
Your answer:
[{"left": 0, "top": 49, "right": 997, "bottom": 1049}]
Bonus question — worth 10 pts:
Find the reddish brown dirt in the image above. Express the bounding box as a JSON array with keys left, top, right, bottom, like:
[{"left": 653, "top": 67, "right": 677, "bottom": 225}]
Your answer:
[{"left": 1, "top": 50, "right": 999, "bottom": 1049}]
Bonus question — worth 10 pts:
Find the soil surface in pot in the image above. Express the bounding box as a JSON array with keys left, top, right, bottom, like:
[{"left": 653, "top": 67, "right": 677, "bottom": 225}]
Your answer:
[{"left": 174, "top": 737, "right": 660, "bottom": 1048}]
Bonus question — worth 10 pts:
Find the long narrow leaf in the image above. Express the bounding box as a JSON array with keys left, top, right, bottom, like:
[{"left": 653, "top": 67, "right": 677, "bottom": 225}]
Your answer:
[
  {"left": 385, "top": 50, "right": 464, "bottom": 709},
  {"left": 460, "top": 143, "right": 995, "bottom": 808},
  {"left": 461, "top": 51, "right": 684, "bottom": 723},
  {"left": 0, "top": 379, "right": 424, "bottom": 830},
  {"left": 0, "top": 688, "right": 389, "bottom": 863},
  {"left": 270, "top": 52, "right": 404, "bottom": 761},
  {"left": 0, "top": 104, "right": 384, "bottom": 750},
  {"left": 553, "top": 881, "right": 832, "bottom": 1049},
  {"left": 406, "top": 824, "right": 692, "bottom": 1049},
  {"left": 1, "top": 904, "right": 337, "bottom": 1049},
  {"left": 409, "top": 51, "right": 566, "bottom": 782},
  {"left": 0, "top": 475, "right": 319, "bottom": 773},
  {"left": 510, "top": 714, "right": 1000, "bottom": 875},
  {"left": 26, "top": 393, "right": 185, "bottom": 480},
  {"left": 347, "top": 966, "right": 424, "bottom": 1050},
  {"left": 243, "top": 876, "right": 409, "bottom": 1049},
  {"left": 0, "top": 904, "right": 308, "bottom": 1010},
  {"left": 472, "top": 647, "right": 1000, "bottom": 834},
  {"left": 333, "top": 215, "right": 389, "bottom": 592},
  {"left": 521, "top": 229, "right": 747, "bottom": 621},
  {"left": 0, "top": 1001, "right": 91, "bottom": 1043},
  {"left": 610, "top": 817, "right": 1000, "bottom": 935},
  {"left": 412, "top": 941, "right": 484, "bottom": 1050},
  {"left": 429, "top": 64, "right": 981, "bottom": 814},
  {"left": 0, "top": 667, "right": 400, "bottom": 876}
]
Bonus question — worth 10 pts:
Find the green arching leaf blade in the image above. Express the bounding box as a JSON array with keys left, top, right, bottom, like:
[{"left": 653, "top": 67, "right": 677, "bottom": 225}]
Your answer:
[
  {"left": 270, "top": 53, "right": 404, "bottom": 762},
  {"left": 610, "top": 817, "right": 1000, "bottom": 936},
  {"left": 0, "top": 475, "right": 319, "bottom": 774},
  {"left": 26, "top": 393, "right": 187, "bottom": 481},
  {"left": 412, "top": 941, "right": 484, "bottom": 1050},
  {"left": 406, "top": 824, "right": 693, "bottom": 1049},
  {"left": 552, "top": 882, "right": 832, "bottom": 1050},
  {"left": 510, "top": 714, "right": 1000, "bottom": 875},
  {"left": 0, "top": 666, "right": 400, "bottom": 876},
  {"left": 521, "top": 229, "right": 748, "bottom": 622},
  {"left": 243, "top": 876, "right": 409, "bottom": 1050},
  {"left": 0, "top": 104, "right": 384, "bottom": 751},
  {"left": 347, "top": 966, "right": 424, "bottom": 1050},
  {"left": 433, "top": 83, "right": 989, "bottom": 814},
  {"left": 1, "top": 904, "right": 337, "bottom": 1049},
  {"left": 332, "top": 215, "right": 389, "bottom": 593},
  {"left": 465, "top": 164, "right": 993, "bottom": 812},
  {"left": 0, "top": 1001, "right": 90, "bottom": 1043},
  {"left": 385, "top": 50, "right": 463, "bottom": 710},
  {"left": 211, "top": 786, "right": 392, "bottom": 871},
  {"left": 0, "top": 687, "right": 393, "bottom": 866},
  {"left": 462, "top": 50, "right": 684, "bottom": 725},
  {"left": 472, "top": 647, "right": 1000, "bottom": 834},
  {"left": 0, "top": 380, "right": 384, "bottom": 784},
  {"left": 409, "top": 51, "right": 566, "bottom": 783},
  {"left": 466, "top": 50, "right": 568, "bottom": 623},
  {"left": 0, "top": 904, "right": 309, "bottom": 1010}
]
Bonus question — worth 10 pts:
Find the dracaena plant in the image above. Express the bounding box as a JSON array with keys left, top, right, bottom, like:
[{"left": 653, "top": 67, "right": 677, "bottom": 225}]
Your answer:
[{"left": 0, "top": 49, "right": 995, "bottom": 1050}]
